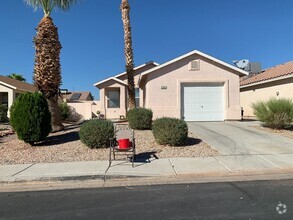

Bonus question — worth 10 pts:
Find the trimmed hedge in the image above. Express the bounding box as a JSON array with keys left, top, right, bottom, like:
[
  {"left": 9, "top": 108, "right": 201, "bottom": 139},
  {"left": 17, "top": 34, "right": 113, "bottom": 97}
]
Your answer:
[
  {"left": 10, "top": 92, "right": 51, "bottom": 145},
  {"left": 127, "top": 108, "right": 153, "bottom": 130},
  {"left": 79, "top": 119, "right": 114, "bottom": 148},
  {"left": 152, "top": 117, "right": 188, "bottom": 146},
  {"left": 252, "top": 98, "right": 293, "bottom": 129}
]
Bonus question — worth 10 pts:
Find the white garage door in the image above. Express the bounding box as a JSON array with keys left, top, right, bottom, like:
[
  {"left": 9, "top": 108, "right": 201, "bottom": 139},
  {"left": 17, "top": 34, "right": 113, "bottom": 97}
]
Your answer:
[{"left": 182, "top": 83, "right": 224, "bottom": 121}]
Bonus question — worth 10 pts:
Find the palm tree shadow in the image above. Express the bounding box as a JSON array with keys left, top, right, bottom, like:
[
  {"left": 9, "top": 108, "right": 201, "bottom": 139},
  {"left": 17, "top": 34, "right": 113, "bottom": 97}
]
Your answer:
[{"left": 35, "top": 130, "right": 80, "bottom": 147}]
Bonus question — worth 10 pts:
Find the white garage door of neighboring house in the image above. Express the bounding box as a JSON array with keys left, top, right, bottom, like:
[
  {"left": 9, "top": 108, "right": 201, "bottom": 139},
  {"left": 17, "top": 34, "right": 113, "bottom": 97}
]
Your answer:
[{"left": 182, "top": 83, "right": 224, "bottom": 121}]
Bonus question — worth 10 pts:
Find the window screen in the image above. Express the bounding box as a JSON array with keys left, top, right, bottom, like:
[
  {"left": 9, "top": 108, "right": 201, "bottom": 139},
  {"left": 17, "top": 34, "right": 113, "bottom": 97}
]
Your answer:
[{"left": 108, "top": 90, "right": 120, "bottom": 108}]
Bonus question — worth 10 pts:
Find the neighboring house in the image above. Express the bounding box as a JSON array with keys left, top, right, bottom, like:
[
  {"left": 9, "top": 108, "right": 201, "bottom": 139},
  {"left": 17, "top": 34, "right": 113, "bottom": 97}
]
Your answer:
[
  {"left": 240, "top": 61, "right": 293, "bottom": 117},
  {"left": 61, "top": 91, "right": 93, "bottom": 101},
  {"left": 0, "top": 75, "right": 36, "bottom": 117},
  {"left": 94, "top": 50, "right": 248, "bottom": 121},
  {"left": 61, "top": 91, "right": 97, "bottom": 121}
]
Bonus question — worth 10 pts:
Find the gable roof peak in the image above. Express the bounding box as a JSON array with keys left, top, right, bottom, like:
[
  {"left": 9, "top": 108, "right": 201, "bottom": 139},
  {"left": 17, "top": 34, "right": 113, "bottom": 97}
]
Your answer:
[{"left": 139, "top": 50, "right": 248, "bottom": 82}]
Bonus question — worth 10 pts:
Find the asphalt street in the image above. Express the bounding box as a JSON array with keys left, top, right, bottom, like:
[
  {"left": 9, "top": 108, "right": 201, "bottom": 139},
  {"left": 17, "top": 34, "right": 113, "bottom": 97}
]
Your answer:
[{"left": 0, "top": 179, "right": 292, "bottom": 219}]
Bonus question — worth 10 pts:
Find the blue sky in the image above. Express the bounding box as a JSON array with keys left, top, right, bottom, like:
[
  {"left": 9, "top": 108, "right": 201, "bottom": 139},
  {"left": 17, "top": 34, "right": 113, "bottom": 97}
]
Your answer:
[{"left": 1, "top": 0, "right": 293, "bottom": 100}]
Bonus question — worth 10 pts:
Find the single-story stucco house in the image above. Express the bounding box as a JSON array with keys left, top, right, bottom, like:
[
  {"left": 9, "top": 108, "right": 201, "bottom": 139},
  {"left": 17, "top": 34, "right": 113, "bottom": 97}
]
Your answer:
[
  {"left": 240, "top": 61, "right": 293, "bottom": 117},
  {"left": 94, "top": 50, "right": 248, "bottom": 121},
  {"left": 0, "top": 75, "right": 36, "bottom": 117}
]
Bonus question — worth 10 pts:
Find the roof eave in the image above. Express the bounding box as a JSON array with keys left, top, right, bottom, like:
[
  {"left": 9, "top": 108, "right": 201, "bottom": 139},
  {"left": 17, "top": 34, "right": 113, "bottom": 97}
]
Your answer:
[
  {"left": 94, "top": 61, "right": 159, "bottom": 87},
  {"left": 0, "top": 81, "right": 17, "bottom": 90},
  {"left": 139, "top": 50, "right": 248, "bottom": 85},
  {"left": 94, "top": 77, "right": 128, "bottom": 88}
]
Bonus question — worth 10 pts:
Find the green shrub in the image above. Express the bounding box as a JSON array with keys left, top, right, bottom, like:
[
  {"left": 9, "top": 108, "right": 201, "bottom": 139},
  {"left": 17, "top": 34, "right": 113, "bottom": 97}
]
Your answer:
[
  {"left": 126, "top": 108, "right": 153, "bottom": 130},
  {"left": 59, "top": 102, "right": 71, "bottom": 121},
  {"left": 252, "top": 98, "right": 293, "bottom": 129},
  {"left": 79, "top": 119, "right": 114, "bottom": 148},
  {"left": 152, "top": 117, "right": 188, "bottom": 146},
  {"left": 10, "top": 92, "right": 51, "bottom": 145},
  {"left": 0, "top": 104, "right": 8, "bottom": 123}
]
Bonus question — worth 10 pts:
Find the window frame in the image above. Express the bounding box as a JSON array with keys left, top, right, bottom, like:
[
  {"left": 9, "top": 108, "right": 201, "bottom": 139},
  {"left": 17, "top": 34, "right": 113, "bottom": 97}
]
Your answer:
[
  {"left": 135, "top": 88, "right": 140, "bottom": 108},
  {"left": 107, "top": 89, "right": 120, "bottom": 108}
]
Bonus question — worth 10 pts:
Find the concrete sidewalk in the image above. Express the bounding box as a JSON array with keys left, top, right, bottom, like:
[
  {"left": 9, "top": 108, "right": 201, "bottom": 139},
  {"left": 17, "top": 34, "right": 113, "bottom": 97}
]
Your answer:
[{"left": 1, "top": 153, "right": 293, "bottom": 183}]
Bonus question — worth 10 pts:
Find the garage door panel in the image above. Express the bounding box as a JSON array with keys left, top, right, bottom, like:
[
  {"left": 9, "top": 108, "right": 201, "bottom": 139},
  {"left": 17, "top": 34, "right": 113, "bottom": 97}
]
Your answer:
[{"left": 182, "top": 84, "right": 224, "bottom": 121}]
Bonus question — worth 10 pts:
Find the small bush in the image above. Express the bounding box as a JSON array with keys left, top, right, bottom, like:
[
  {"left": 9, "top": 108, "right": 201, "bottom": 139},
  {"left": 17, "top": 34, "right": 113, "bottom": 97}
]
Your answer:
[
  {"left": 0, "top": 104, "right": 8, "bottom": 123},
  {"left": 127, "top": 108, "right": 153, "bottom": 130},
  {"left": 10, "top": 92, "right": 51, "bottom": 145},
  {"left": 252, "top": 98, "right": 293, "bottom": 129},
  {"left": 79, "top": 119, "right": 114, "bottom": 148},
  {"left": 59, "top": 102, "right": 71, "bottom": 121},
  {"left": 152, "top": 117, "right": 188, "bottom": 146}
]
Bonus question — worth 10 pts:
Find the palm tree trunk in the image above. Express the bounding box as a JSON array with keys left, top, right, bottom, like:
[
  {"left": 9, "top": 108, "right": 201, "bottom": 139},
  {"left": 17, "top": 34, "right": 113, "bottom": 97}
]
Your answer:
[
  {"left": 121, "top": 0, "right": 136, "bottom": 109},
  {"left": 34, "top": 16, "right": 64, "bottom": 132},
  {"left": 47, "top": 97, "right": 64, "bottom": 132}
]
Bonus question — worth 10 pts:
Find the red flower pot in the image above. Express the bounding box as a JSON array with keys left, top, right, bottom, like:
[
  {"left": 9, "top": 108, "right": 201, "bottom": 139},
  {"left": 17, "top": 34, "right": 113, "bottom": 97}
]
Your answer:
[{"left": 118, "top": 139, "right": 131, "bottom": 149}]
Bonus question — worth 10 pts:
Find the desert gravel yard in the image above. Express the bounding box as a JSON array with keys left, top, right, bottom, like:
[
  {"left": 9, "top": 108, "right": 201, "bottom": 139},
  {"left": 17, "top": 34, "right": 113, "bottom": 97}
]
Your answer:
[
  {"left": 251, "top": 126, "right": 293, "bottom": 139},
  {"left": 0, "top": 124, "right": 219, "bottom": 165}
]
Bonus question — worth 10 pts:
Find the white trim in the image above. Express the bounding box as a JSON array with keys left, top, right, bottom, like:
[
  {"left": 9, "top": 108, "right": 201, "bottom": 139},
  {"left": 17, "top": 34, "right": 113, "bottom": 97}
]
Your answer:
[
  {"left": 94, "top": 61, "right": 159, "bottom": 87},
  {"left": 140, "top": 50, "right": 248, "bottom": 81},
  {"left": 0, "top": 81, "right": 17, "bottom": 90},
  {"left": 240, "top": 74, "right": 293, "bottom": 89},
  {"left": 94, "top": 77, "right": 128, "bottom": 87}
]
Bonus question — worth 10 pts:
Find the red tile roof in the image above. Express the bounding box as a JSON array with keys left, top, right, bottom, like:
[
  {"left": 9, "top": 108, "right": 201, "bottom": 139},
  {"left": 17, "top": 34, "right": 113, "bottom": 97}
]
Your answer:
[{"left": 240, "top": 61, "right": 293, "bottom": 86}]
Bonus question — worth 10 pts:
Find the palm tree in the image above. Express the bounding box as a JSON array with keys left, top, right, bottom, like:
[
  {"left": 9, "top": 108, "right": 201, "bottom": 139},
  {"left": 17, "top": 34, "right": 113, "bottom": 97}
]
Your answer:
[
  {"left": 7, "top": 73, "right": 26, "bottom": 82},
  {"left": 121, "top": 0, "right": 136, "bottom": 109},
  {"left": 24, "top": 0, "right": 77, "bottom": 132}
]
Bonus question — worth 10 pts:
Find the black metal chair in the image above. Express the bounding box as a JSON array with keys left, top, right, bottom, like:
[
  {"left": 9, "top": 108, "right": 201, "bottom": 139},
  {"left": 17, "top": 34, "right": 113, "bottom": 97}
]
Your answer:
[{"left": 109, "top": 124, "right": 136, "bottom": 167}]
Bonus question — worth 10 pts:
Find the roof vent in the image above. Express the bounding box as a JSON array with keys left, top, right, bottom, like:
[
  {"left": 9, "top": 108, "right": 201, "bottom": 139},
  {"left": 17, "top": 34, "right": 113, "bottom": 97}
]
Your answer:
[{"left": 189, "top": 60, "right": 200, "bottom": 71}]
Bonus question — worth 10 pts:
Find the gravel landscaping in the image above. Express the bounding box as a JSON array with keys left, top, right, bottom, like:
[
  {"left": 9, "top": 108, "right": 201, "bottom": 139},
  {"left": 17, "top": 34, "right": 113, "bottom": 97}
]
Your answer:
[
  {"left": 0, "top": 124, "right": 219, "bottom": 165},
  {"left": 252, "top": 125, "right": 293, "bottom": 139}
]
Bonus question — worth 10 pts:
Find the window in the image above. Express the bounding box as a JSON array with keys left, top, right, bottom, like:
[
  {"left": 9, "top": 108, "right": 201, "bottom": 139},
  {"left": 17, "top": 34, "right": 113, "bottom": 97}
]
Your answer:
[
  {"left": 0, "top": 92, "right": 8, "bottom": 106},
  {"left": 135, "top": 88, "right": 140, "bottom": 108},
  {"left": 107, "top": 90, "right": 120, "bottom": 108}
]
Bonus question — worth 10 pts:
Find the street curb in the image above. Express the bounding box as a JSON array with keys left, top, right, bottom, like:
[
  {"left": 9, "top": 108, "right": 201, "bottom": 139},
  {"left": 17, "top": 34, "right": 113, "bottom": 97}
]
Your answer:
[
  {"left": 1, "top": 169, "right": 292, "bottom": 185},
  {"left": 0, "top": 174, "right": 148, "bottom": 184}
]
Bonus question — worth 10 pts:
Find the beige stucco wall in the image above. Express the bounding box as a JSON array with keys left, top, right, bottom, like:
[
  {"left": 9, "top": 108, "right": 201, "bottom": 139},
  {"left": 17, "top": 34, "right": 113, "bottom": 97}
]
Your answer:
[
  {"left": 240, "top": 77, "right": 293, "bottom": 117},
  {"left": 96, "top": 64, "right": 157, "bottom": 119},
  {"left": 67, "top": 101, "right": 94, "bottom": 121},
  {"left": 92, "top": 101, "right": 101, "bottom": 117},
  {"left": 142, "top": 54, "right": 242, "bottom": 120},
  {"left": 98, "top": 81, "right": 127, "bottom": 119}
]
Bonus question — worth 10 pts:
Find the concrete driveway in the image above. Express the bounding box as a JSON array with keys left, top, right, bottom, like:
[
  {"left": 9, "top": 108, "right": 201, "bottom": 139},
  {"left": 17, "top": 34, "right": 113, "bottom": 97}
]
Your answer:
[{"left": 188, "top": 122, "right": 293, "bottom": 155}]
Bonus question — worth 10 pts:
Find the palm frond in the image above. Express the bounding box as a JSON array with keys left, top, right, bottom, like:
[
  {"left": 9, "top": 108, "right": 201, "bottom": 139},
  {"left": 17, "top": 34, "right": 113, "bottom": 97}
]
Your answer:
[
  {"left": 54, "top": 0, "right": 78, "bottom": 11},
  {"left": 24, "top": 0, "right": 77, "bottom": 16}
]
